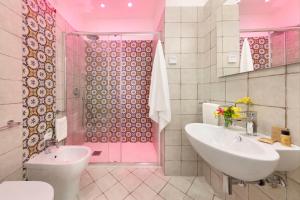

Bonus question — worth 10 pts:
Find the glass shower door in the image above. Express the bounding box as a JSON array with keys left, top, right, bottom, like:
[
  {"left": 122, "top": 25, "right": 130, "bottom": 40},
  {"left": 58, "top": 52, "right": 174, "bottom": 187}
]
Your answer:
[{"left": 84, "top": 34, "right": 123, "bottom": 162}]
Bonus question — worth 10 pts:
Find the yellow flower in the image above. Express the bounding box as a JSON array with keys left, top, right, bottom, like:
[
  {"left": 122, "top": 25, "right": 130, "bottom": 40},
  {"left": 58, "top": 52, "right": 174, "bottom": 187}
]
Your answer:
[
  {"left": 235, "top": 96, "right": 253, "bottom": 105},
  {"left": 231, "top": 106, "right": 241, "bottom": 119}
]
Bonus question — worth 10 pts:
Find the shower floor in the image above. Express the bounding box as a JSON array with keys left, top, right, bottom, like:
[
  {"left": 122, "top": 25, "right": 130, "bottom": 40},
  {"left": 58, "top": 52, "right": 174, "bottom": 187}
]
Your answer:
[{"left": 84, "top": 142, "right": 158, "bottom": 163}]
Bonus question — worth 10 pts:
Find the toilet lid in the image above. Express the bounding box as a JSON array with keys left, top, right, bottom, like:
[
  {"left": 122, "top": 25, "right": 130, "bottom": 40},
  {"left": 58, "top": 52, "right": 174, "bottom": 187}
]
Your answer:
[{"left": 0, "top": 181, "right": 54, "bottom": 200}]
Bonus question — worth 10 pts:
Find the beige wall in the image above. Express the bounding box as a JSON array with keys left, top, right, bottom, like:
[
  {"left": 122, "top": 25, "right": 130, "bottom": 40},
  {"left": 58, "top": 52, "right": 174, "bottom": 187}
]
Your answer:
[
  {"left": 198, "top": 0, "right": 300, "bottom": 200},
  {"left": 0, "top": 0, "right": 23, "bottom": 181},
  {"left": 164, "top": 7, "right": 203, "bottom": 176}
]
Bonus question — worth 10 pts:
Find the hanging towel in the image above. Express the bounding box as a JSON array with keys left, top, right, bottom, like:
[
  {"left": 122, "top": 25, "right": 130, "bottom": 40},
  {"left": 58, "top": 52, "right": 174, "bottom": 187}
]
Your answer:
[
  {"left": 202, "top": 103, "right": 219, "bottom": 125},
  {"left": 55, "top": 116, "right": 68, "bottom": 142},
  {"left": 240, "top": 38, "right": 254, "bottom": 73},
  {"left": 149, "top": 40, "right": 171, "bottom": 133}
]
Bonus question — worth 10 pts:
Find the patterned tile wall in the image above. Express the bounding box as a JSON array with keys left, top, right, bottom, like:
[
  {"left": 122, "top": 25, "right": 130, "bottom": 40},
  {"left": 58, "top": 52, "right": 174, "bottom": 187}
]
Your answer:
[
  {"left": 22, "top": 0, "right": 56, "bottom": 161},
  {"left": 85, "top": 40, "right": 153, "bottom": 143},
  {"left": 240, "top": 36, "right": 270, "bottom": 70}
]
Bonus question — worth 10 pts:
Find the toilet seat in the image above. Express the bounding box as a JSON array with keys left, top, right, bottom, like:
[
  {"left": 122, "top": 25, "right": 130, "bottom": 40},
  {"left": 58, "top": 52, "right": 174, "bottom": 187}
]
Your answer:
[{"left": 0, "top": 181, "right": 54, "bottom": 200}]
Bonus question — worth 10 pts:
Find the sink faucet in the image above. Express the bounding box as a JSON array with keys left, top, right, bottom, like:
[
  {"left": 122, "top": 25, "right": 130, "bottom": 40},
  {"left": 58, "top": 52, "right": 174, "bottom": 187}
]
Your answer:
[
  {"left": 234, "top": 111, "right": 257, "bottom": 136},
  {"left": 44, "top": 139, "right": 59, "bottom": 154}
]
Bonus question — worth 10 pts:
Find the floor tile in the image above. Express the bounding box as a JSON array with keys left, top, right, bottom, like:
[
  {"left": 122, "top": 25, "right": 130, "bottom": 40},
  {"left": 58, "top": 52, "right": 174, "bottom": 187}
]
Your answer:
[
  {"left": 169, "top": 176, "right": 195, "bottom": 193},
  {"left": 95, "top": 194, "right": 108, "bottom": 200},
  {"left": 95, "top": 173, "right": 118, "bottom": 192},
  {"left": 124, "top": 195, "right": 137, "bottom": 200},
  {"left": 132, "top": 183, "right": 157, "bottom": 200},
  {"left": 78, "top": 183, "right": 102, "bottom": 200},
  {"left": 110, "top": 167, "right": 131, "bottom": 181},
  {"left": 132, "top": 168, "right": 153, "bottom": 181},
  {"left": 187, "top": 177, "right": 214, "bottom": 200},
  {"left": 120, "top": 173, "right": 142, "bottom": 192},
  {"left": 159, "top": 184, "right": 187, "bottom": 200},
  {"left": 144, "top": 173, "right": 167, "bottom": 193},
  {"left": 154, "top": 168, "right": 171, "bottom": 181},
  {"left": 87, "top": 165, "right": 108, "bottom": 180},
  {"left": 80, "top": 172, "right": 94, "bottom": 189},
  {"left": 104, "top": 183, "right": 129, "bottom": 200}
]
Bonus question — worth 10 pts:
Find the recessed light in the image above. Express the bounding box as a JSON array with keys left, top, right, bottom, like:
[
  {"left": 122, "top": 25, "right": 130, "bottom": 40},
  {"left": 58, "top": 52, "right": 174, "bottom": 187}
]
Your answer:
[
  {"left": 100, "top": 3, "right": 105, "bottom": 8},
  {"left": 128, "top": 2, "right": 133, "bottom": 7}
]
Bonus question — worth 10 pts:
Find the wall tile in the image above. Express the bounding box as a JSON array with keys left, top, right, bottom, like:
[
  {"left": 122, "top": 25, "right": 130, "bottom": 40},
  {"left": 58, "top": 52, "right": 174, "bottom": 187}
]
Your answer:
[
  {"left": 287, "top": 73, "right": 300, "bottom": 109},
  {"left": 165, "top": 130, "right": 181, "bottom": 146},
  {"left": 181, "top": 23, "right": 198, "bottom": 37},
  {"left": 248, "top": 185, "right": 271, "bottom": 200},
  {"left": 181, "top": 161, "right": 198, "bottom": 176},
  {"left": 181, "top": 146, "right": 197, "bottom": 161},
  {"left": 181, "top": 38, "right": 198, "bottom": 53},
  {"left": 165, "top": 23, "right": 181, "bottom": 38},
  {"left": 181, "top": 69, "right": 198, "bottom": 83},
  {"left": 249, "top": 75, "right": 285, "bottom": 107},
  {"left": 0, "top": 147, "right": 23, "bottom": 181},
  {"left": 165, "top": 146, "right": 181, "bottom": 161},
  {"left": 165, "top": 38, "right": 181, "bottom": 53},
  {"left": 165, "top": 161, "right": 181, "bottom": 176},
  {"left": 181, "top": 84, "right": 198, "bottom": 99},
  {"left": 0, "top": 79, "right": 22, "bottom": 104},
  {"left": 165, "top": 7, "right": 181, "bottom": 23},
  {"left": 253, "top": 105, "right": 286, "bottom": 134},
  {"left": 226, "top": 79, "right": 248, "bottom": 103},
  {"left": 181, "top": 100, "right": 199, "bottom": 114},
  {"left": 287, "top": 178, "right": 300, "bottom": 200},
  {"left": 181, "top": 53, "right": 198, "bottom": 68},
  {"left": 168, "top": 69, "right": 181, "bottom": 83},
  {"left": 181, "top": 7, "right": 198, "bottom": 22},
  {"left": 0, "top": 55, "right": 22, "bottom": 81},
  {"left": 169, "top": 84, "right": 181, "bottom": 99},
  {"left": 0, "top": 29, "right": 22, "bottom": 59},
  {"left": 0, "top": 4, "right": 22, "bottom": 36}
]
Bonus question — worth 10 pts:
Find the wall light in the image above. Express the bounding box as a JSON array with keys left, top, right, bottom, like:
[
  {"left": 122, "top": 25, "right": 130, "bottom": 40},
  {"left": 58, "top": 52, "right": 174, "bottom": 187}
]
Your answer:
[{"left": 100, "top": 3, "right": 105, "bottom": 8}]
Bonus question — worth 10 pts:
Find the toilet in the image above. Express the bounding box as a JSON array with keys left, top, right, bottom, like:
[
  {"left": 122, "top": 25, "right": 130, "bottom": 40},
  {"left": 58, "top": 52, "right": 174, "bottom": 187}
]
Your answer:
[{"left": 0, "top": 181, "right": 54, "bottom": 200}]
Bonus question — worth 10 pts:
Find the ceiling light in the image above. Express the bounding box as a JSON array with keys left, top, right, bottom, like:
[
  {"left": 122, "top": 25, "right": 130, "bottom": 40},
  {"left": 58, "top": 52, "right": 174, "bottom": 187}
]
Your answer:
[
  {"left": 265, "top": 0, "right": 270, "bottom": 2},
  {"left": 100, "top": 3, "right": 105, "bottom": 8},
  {"left": 128, "top": 2, "right": 133, "bottom": 7}
]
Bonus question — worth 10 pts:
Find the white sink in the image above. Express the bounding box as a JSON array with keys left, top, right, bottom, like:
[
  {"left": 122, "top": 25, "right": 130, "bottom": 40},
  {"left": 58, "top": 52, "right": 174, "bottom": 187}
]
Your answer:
[
  {"left": 248, "top": 135, "right": 300, "bottom": 172},
  {"left": 25, "top": 145, "right": 91, "bottom": 200},
  {"left": 185, "top": 123, "right": 279, "bottom": 181}
]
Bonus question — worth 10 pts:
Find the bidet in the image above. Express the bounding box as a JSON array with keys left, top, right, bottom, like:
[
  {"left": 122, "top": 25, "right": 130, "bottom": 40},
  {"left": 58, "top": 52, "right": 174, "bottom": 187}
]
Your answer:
[{"left": 25, "top": 145, "right": 91, "bottom": 200}]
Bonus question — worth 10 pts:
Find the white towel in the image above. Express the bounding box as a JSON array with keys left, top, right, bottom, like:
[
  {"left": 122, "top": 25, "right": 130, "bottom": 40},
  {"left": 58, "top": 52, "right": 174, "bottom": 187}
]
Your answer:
[
  {"left": 149, "top": 40, "right": 171, "bottom": 133},
  {"left": 240, "top": 38, "right": 254, "bottom": 73},
  {"left": 55, "top": 116, "right": 68, "bottom": 142},
  {"left": 202, "top": 103, "right": 219, "bottom": 125}
]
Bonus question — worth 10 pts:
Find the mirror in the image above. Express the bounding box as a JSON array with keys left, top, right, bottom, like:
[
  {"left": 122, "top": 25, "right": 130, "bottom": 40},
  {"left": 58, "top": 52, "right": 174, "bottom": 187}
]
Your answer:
[{"left": 217, "top": 0, "right": 300, "bottom": 77}]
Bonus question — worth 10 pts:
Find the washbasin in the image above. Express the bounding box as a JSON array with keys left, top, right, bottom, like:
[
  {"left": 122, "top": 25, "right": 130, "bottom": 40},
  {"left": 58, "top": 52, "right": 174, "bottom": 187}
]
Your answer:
[{"left": 185, "top": 123, "right": 279, "bottom": 181}]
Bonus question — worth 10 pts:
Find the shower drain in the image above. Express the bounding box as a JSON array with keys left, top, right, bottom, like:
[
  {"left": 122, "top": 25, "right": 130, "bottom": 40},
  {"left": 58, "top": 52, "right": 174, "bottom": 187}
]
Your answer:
[{"left": 92, "top": 151, "right": 102, "bottom": 156}]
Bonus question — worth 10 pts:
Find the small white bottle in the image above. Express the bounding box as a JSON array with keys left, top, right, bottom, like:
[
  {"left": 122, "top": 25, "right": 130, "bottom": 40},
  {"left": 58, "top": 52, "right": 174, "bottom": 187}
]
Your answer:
[{"left": 246, "top": 121, "right": 254, "bottom": 135}]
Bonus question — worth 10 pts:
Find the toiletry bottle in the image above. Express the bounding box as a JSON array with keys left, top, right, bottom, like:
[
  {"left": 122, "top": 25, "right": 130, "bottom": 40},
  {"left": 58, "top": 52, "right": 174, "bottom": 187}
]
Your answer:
[
  {"left": 280, "top": 129, "right": 292, "bottom": 147},
  {"left": 246, "top": 121, "right": 254, "bottom": 135}
]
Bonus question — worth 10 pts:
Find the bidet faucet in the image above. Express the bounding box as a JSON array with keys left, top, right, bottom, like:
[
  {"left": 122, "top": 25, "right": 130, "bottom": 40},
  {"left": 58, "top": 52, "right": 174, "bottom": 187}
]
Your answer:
[{"left": 44, "top": 139, "right": 59, "bottom": 154}]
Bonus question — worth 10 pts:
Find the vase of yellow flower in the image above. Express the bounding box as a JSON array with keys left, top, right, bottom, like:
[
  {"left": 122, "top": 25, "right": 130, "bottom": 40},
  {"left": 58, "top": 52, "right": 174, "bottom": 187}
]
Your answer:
[{"left": 214, "top": 106, "right": 241, "bottom": 128}]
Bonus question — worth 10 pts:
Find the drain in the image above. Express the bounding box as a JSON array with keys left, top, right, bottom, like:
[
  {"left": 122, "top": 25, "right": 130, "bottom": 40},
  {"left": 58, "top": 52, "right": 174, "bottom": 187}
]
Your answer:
[{"left": 92, "top": 151, "right": 102, "bottom": 156}]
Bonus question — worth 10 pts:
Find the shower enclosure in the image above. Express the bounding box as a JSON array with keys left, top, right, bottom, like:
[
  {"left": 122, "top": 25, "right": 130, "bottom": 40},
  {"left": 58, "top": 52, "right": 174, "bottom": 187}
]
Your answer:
[{"left": 64, "top": 32, "right": 160, "bottom": 164}]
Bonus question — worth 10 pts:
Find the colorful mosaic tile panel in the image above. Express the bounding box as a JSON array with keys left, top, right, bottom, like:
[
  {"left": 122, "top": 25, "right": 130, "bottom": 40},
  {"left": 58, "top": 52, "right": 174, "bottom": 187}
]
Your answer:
[
  {"left": 22, "top": 0, "right": 56, "bottom": 161},
  {"left": 85, "top": 40, "right": 153, "bottom": 143}
]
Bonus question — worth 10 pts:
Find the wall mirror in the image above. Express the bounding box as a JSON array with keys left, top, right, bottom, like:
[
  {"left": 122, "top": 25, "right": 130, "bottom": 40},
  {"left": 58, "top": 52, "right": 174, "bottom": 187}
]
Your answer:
[{"left": 217, "top": 0, "right": 300, "bottom": 77}]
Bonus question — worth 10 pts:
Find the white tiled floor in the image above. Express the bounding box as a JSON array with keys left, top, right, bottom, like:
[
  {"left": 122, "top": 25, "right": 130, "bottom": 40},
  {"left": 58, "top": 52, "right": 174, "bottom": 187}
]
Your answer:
[{"left": 78, "top": 165, "right": 219, "bottom": 200}]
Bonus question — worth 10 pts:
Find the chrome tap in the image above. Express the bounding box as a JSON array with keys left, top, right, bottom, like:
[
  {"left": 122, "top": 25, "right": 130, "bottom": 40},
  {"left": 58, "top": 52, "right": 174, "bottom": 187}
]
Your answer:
[
  {"left": 233, "top": 111, "right": 257, "bottom": 136},
  {"left": 44, "top": 139, "right": 59, "bottom": 154}
]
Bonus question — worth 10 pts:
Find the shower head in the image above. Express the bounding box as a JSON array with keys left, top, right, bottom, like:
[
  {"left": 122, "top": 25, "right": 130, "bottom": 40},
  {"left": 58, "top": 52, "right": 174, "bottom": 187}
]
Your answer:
[{"left": 86, "top": 34, "right": 99, "bottom": 41}]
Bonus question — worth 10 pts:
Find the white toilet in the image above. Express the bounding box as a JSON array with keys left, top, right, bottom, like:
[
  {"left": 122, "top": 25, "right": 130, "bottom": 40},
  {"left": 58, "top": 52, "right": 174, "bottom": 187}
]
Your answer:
[{"left": 0, "top": 181, "right": 54, "bottom": 200}]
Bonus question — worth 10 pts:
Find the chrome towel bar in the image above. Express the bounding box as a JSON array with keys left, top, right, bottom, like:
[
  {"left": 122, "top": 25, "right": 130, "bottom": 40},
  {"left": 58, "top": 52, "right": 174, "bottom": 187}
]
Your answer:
[{"left": 0, "top": 120, "right": 21, "bottom": 132}]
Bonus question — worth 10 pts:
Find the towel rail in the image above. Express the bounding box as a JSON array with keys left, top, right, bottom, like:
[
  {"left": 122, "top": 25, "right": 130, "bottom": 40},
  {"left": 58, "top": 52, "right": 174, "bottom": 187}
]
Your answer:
[{"left": 0, "top": 120, "right": 21, "bottom": 132}]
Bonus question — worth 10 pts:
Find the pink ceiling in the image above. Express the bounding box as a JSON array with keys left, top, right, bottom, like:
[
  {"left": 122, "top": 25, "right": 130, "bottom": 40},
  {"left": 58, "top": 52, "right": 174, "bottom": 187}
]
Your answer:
[
  {"left": 48, "top": 0, "right": 165, "bottom": 32},
  {"left": 240, "top": 0, "right": 300, "bottom": 29}
]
